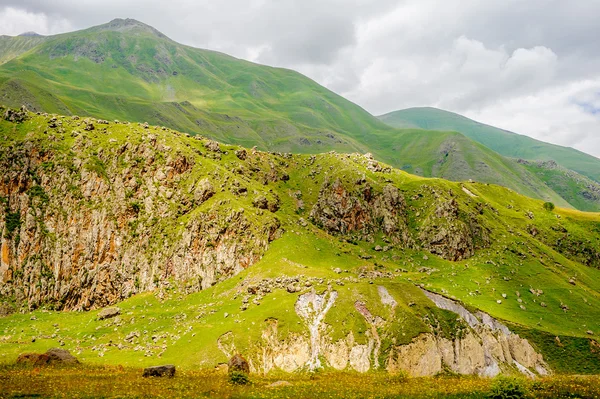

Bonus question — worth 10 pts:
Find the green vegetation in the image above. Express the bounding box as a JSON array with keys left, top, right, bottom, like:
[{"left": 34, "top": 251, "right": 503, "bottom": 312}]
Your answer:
[
  {"left": 228, "top": 370, "right": 250, "bottom": 385},
  {"left": 0, "top": 111, "right": 599, "bottom": 379},
  {"left": 0, "top": 18, "right": 588, "bottom": 211},
  {"left": 487, "top": 377, "right": 527, "bottom": 399},
  {"left": 379, "top": 107, "right": 600, "bottom": 211},
  {"left": 1, "top": 366, "right": 600, "bottom": 398},
  {"left": 379, "top": 107, "right": 600, "bottom": 183}
]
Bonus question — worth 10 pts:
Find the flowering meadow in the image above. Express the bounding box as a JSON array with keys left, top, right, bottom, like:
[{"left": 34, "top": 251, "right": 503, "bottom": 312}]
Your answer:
[{"left": 1, "top": 365, "right": 600, "bottom": 398}]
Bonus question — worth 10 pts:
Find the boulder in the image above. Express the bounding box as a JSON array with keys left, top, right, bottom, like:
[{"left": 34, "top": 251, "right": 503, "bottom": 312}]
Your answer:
[
  {"left": 45, "top": 348, "right": 79, "bottom": 364},
  {"left": 97, "top": 307, "right": 121, "bottom": 320},
  {"left": 142, "top": 364, "right": 176, "bottom": 378},
  {"left": 228, "top": 354, "right": 250, "bottom": 374},
  {"left": 16, "top": 348, "right": 79, "bottom": 366}
]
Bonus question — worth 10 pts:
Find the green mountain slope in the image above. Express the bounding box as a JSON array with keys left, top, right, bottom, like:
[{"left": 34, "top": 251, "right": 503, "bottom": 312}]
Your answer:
[
  {"left": 1, "top": 109, "right": 600, "bottom": 375},
  {"left": 0, "top": 34, "right": 47, "bottom": 64},
  {"left": 0, "top": 18, "right": 580, "bottom": 209},
  {"left": 518, "top": 160, "right": 600, "bottom": 212},
  {"left": 379, "top": 107, "right": 600, "bottom": 183}
]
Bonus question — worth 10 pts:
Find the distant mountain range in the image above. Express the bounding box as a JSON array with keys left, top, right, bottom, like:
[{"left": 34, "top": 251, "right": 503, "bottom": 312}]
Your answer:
[
  {"left": 1, "top": 18, "right": 599, "bottom": 210},
  {"left": 379, "top": 107, "right": 600, "bottom": 211}
]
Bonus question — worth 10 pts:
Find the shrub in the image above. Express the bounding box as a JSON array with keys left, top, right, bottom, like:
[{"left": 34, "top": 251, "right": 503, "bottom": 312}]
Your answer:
[
  {"left": 228, "top": 371, "right": 249, "bottom": 385},
  {"left": 543, "top": 202, "right": 555, "bottom": 211},
  {"left": 488, "top": 376, "right": 528, "bottom": 399}
]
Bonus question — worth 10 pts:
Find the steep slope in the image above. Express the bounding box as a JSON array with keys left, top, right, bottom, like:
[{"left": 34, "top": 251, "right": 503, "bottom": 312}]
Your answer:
[
  {"left": 0, "top": 34, "right": 47, "bottom": 65},
  {"left": 0, "top": 18, "right": 384, "bottom": 155},
  {"left": 369, "top": 128, "right": 570, "bottom": 208},
  {"left": 379, "top": 107, "right": 600, "bottom": 183},
  {"left": 1, "top": 108, "right": 600, "bottom": 375},
  {"left": 0, "top": 19, "right": 574, "bottom": 208},
  {"left": 518, "top": 160, "right": 600, "bottom": 212}
]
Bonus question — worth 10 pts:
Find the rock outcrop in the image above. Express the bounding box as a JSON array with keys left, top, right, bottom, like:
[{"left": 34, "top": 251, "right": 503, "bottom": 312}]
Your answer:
[
  {"left": 0, "top": 117, "right": 284, "bottom": 310},
  {"left": 226, "top": 285, "right": 549, "bottom": 377},
  {"left": 310, "top": 179, "right": 412, "bottom": 246},
  {"left": 388, "top": 290, "right": 550, "bottom": 377},
  {"left": 418, "top": 198, "right": 490, "bottom": 261}
]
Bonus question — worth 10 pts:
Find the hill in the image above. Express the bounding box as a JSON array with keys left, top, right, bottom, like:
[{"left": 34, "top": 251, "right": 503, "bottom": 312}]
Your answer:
[
  {"left": 378, "top": 107, "right": 600, "bottom": 184},
  {"left": 0, "top": 18, "right": 578, "bottom": 209},
  {"left": 1, "top": 108, "right": 600, "bottom": 376}
]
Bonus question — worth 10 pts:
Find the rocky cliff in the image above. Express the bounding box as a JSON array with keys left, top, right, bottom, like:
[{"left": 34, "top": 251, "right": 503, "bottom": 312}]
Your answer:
[
  {"left": 220, "top": 286, "right": 549, "bottom": 377},
  {"left": 1, "top": 108, "right": 600, "bottom": 377},
  {"left": 0, "top": 108, "right": 501, "bottom": 310}
]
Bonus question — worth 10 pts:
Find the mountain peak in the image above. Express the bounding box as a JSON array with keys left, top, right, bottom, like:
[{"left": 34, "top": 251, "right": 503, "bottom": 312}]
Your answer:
[
  {"left": 92, "top": 18, "right": 169, "bottom": 39},
  {"left": 18, "top": 31, "right": 43, "bottom": 37}
]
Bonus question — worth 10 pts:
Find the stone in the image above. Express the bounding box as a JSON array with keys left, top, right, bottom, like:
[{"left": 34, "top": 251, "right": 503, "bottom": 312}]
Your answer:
[
  {"left": 253, "top": 195, "right": 269, "bottom": 210},
  {"left": 97, "top": 307, "right": 121, "bottom": 320},
  {"left": 142, "top": 364, "right": 176, "bottom": 377},
  {"left": 45, "top": 348, "right": 79, "bottom": 364},
  {"left": 205, "top": 140, "right": 221, "bottom": 152},
  {"left": 286, "top": 284, "right": 300, "bottom": 293},
  {"left": 235, "top": 149, "right": 247, "bottom": 160},
  {"left": 17, "top": 348, "right": 79, "bottom": 366},
  {"left": 228, "top": 354, "right": 250, "bottom": 374}
]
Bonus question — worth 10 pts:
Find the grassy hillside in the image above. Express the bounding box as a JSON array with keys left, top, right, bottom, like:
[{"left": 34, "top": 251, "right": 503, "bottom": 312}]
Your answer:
[
  {"left": 0, "top": 34, "right": 47, "bottom": 65},
  {"left": 1, "top": 109, "right": 600, "bottom": 375},
  {"left": 519, "top": 160, "right": 600, "bottom": 212},
  {"left": 379, "top": 107, "right": 600, "bottom": 183},
  {"left": 0, "top": 18, "right": 577, "bottom": 209}
]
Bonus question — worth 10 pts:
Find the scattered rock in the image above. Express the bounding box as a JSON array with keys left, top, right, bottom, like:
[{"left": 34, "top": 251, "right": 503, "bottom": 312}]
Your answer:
[
  {"left": 235, "top": 149, "right": 247, "bottom": 160},
  {"left": 205, "top": 140, "right": 221, "bottom": 152},
  {"left": 253, "top": 195, "right": 269, "bottom": 210},
  {"left": 142, "top": 364, "right": 176, "bottom": 377},
  {"left": 286, "top": 284, "right": 300, "bottom": 293},
  {"left": 97, "top": 307, "right": 121, "bottom": 320},
  {"left": 17, "top": 348, "right": 79, "bottom": 366},
  {"left": 83, "top": 119, "right": 94, "bottom": 131},
  {"left": 228, "top": 354, "right": 250, "bottom": 374}
]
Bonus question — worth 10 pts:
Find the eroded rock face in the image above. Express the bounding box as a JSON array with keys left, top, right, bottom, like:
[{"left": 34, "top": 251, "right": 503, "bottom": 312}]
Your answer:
[
  {"left": 0, "top": 135, "right": 283, "bottom": 310},
  {"left": 418, "top": 198, "right": 490, "bottom": 261},
  {"left": 224, "top": 286, "right": 549, "bottom": 378},
  {"left": 310, "top": 179, "right": 412, "bottom": 246}
]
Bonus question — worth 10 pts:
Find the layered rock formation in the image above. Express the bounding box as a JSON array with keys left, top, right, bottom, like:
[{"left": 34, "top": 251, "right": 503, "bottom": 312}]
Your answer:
[{"left": 221, "top": 287, "right": 549, "bottom": 377}]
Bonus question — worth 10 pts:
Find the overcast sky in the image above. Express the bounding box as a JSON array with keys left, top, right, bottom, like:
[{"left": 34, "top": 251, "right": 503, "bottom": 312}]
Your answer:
[{"left": 1, "top": 0, "right": 599, "bottom": 158}]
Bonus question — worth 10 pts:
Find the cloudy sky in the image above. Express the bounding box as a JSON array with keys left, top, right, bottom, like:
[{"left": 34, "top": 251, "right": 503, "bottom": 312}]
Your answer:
[{"left": 1, "top": 0, "right": 599, "bottom": 157}]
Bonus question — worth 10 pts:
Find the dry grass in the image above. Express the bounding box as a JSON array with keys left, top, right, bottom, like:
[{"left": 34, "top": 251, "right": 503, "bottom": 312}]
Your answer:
[{"left": 1, "top": 365, "right": 600, "bottom": 398}]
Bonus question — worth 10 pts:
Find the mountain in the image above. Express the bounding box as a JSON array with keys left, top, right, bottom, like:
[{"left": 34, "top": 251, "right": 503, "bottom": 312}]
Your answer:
[
  {"left": 0, "top": 18, "right": 583, "bottom": 210},
  {"left": 378, "top": 107, "right": 600, "bottom": 184},
  {"left": 1, "top": 108, "right": 600, "bottom": 376}
]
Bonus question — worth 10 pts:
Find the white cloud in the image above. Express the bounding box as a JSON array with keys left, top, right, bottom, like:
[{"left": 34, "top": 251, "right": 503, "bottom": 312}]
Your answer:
[
  {"left": 0, "top": 7, "right": 72, "bottom": 36},
  {"left": 464, "top": 79, "right": 600, "bottom": 155}
]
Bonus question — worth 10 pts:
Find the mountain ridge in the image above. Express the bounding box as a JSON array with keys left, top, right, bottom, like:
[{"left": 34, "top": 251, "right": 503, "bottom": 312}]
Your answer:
[{"left": 0, "top": 18, "right": 592, "bottom": 210}]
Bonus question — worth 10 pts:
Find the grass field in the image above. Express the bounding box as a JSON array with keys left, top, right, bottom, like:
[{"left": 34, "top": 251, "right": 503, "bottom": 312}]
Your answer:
[{"left": 3, "top": 365, "right": 600, "bottom": 398}]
